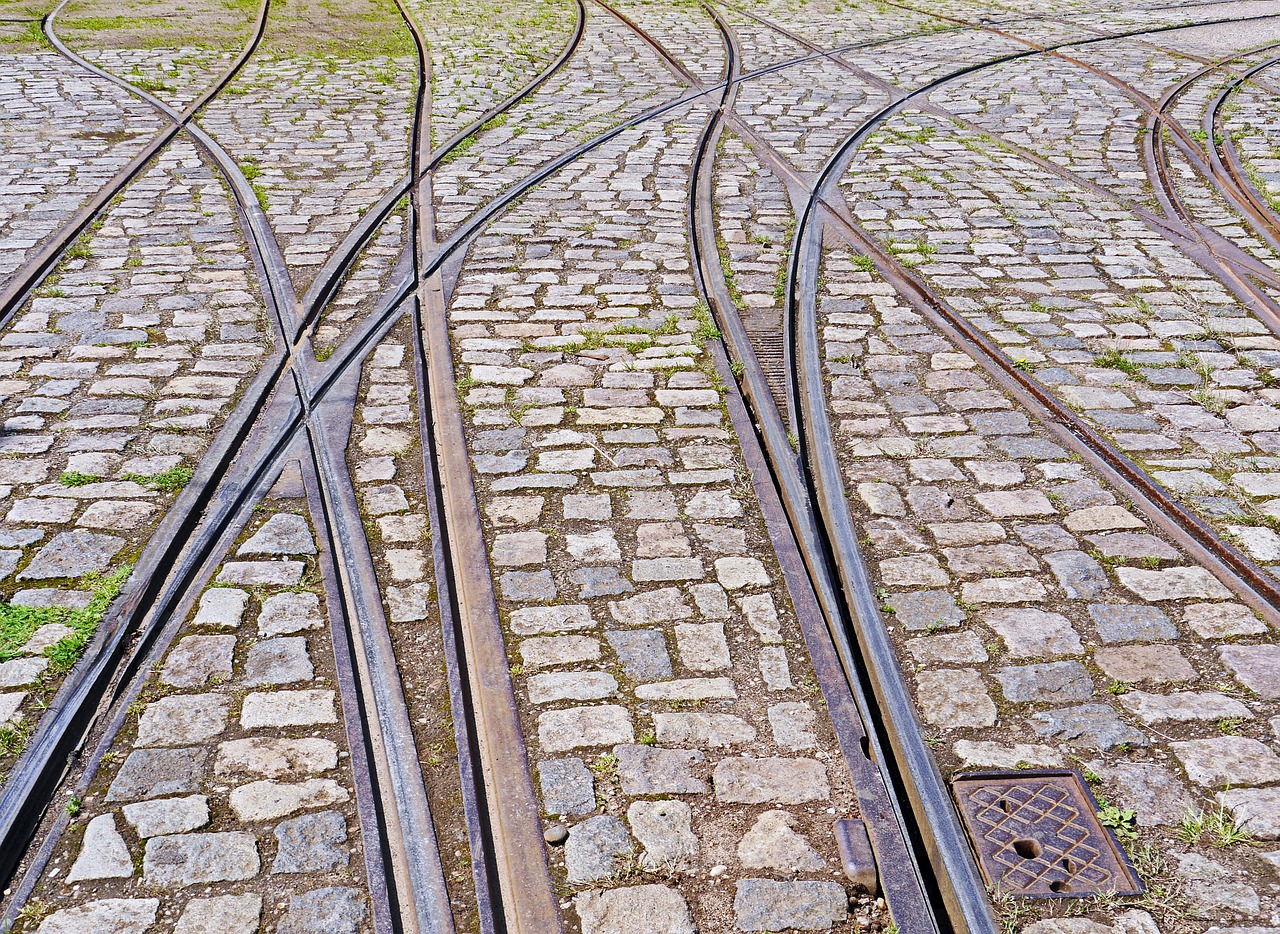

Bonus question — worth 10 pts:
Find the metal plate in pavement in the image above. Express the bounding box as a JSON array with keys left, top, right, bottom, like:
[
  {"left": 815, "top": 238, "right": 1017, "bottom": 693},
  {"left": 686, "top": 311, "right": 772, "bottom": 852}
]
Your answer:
[{"left": 951, "top": 770, "right": 1144, "bottom": 898}]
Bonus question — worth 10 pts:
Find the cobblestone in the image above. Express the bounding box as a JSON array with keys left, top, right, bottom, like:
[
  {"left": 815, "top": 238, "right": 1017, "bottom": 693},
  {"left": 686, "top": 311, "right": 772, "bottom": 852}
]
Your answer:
[{"left": 11, "top": 4, "right": 1280, "bottom": 933}]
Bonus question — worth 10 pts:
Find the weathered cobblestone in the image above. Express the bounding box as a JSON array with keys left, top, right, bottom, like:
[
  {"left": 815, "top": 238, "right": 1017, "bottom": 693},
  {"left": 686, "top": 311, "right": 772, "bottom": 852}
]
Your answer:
[
  {"left": 22, "top": 496, "right": 369, "bottom": 930},
  {"left": 447, "top": 96, "right": 858, "bottom": 931}
]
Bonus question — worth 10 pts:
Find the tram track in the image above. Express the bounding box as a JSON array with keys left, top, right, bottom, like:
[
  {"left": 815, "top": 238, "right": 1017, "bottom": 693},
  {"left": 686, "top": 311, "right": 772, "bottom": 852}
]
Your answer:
[
  {"left": 596, "top": 2, "right": 1280, "bottom": 929},
  {"left": 591, "top": 2, "right": 990, "bottom": 931},
  {"left": 7, "top": 4, "right": 1280, "bottom": 932},
  {"left": 707, "top": 2, "right": 1280, "bottom": 621},
  {"left": 0, "top": 0, "right": 269, "bottom": 329},
  {"left": 0, "top": 0, "right": 715, "bottom": 924},
  {"left": 0, "top": 0, "right": 587, "bottom": 921}
]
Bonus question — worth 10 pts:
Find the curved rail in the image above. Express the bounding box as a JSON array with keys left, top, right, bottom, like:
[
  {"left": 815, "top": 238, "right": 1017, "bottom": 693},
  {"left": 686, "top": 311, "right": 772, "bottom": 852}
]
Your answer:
[
  {"left": 1208, "top": 55, "right": 1280, "bottom": 245},
  {"left": 685, "top": 7, "right": 962, "bottom": 934},
  {"left": 301, "top": 0, "right": 587, "bottom": 332},
  {"left": 0, "top": 0, "right": 283, "bottom": 892},
  {"left": 712, "top": 2, "right": 1280, "bottom": 630},
  {"left": 0, "top": 0, "right": 270, "bottom": 330}
]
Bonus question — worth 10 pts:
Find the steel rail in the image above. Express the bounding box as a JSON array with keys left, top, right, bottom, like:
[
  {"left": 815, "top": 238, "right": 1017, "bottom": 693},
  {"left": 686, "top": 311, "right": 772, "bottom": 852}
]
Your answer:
[
  {"left": 0, "top": 7, "right": 718, "bottom": 918},
  {"left": 685, "top": 6, "right": 952, "bottom": 933},
  {"left": 720, "top": 3, "right": 1280, "bottom": 628},
  {"left": 605, "top": 0, "right": 965, "bottom": 928},
  {"left": 765, "top": 9, "right": 1280, "bottom": 930},
  {"left": 51, "top": 6, "right": 462, "bottom": 925},
  {"left": 717, "top": 1, "right": 1280, "bottom": 298},
  {"left": 786, "top": 94, "right": 999, "bottom": 934},
  {"left": 400, "top": 0, "right": 561, "bottom": 927},
  {"left": 1209, "top": 55, "right": 1280, "bottom": 246},
  {"left": 0, "top": 0, "right": 270, "bottom": 330},
  {"left": 300, "top": 0, "right": 587, "bottom": 335},
  {"left": 10, "top": 11, "right": 435, "bottom": 926},
  {"left": 0, "top": 0, "right": 288, "bottom": 892},
  {"left": 305, "top": 377, "right": 456, "bottom": 934},
  {"left": 870, "top": 0, "right": 1280, "bottom": 276}
]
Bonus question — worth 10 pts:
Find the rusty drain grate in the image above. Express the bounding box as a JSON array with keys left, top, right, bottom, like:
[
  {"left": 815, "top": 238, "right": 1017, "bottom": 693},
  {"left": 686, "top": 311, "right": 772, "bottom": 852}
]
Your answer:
[{"left": 951, "top": 770, "right": 1144, "bottom": 898}]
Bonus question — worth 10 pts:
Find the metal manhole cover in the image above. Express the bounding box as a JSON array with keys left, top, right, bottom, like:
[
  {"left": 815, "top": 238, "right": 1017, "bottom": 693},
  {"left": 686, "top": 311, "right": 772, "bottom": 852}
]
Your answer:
[{"left": 951, "top": 770, "right": 1144, "bottom": 898}]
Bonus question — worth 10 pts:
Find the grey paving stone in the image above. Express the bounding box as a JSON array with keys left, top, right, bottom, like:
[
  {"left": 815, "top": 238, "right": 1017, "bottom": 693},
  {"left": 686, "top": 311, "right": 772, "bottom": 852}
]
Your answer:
[
  {"left": 1120, "top": 691, "right": 1252, "bottom": 724},
  {"left": 885, "top": 589, "right": 963, "bottom": 630},
  {"left": 193, "top": 588, "right": 249, "bottom": 629},
  {"left": 574, "top": 885, "right": 694, "bottom": 934},
  {"left": 1218, "top": 644, "right": 1280, "bottom": 699},
  {"left": 1177, "top": 853, "right": 1260, "bottom": 919},
  {"left": 161, "top": 635, "right": 235, "bottom": 688},
  {"left": 539, "top": 705, "right": 633, "bottom": 752},
  {"left": 501, "top": 569, "right": 557, "bottom": 600},
  {"left": 257, "top": 591, "right": 323, "bottom": 636},
  {"left": 34, "top": 899, "right": 159, "bottom": 934},
  {"left": 277, "top": 887, "right": 366, "bottom": 934},
  {"left": 238, "top": 513, "right": 316, "bottom": 556},
  {"left": 385, "top": 581, "right": 431, "bottom": 622},
  {"left": 1173, "top": 737, "right": 1280, "bottom": 787},
  {"left": 66, "top": 814, "right": 133, "bottom": 882},
  {"left": 22, "top": 623, "right": 75, "bottom": 654},
  {"left": 173, "top": 895, "right": 262, "bottom": 934},
  {"left": 240, "top": 689, "right": 336, "bottom": 728},
  {"left": 565, "top": 815, "right": 632, "bottom": 883},
  {"left": 538, "top": 758, "right": 595, "bottom": 816},
  {"left": 214, "top": 737, "right": 339, "bottom": 779},
  {"left": 985, "top": 608, "right": 1082, "bottom": 657},
  {"left": 229, "top": 778, "right": 350, "bottom": 821},
  {"left": 142, "top": 832, "right": 259, "bottom": 886},
  {"left": 1087, "top": 604, "right": 1177, "bottom": 643},
  {"left": 1114, "top": 566, "right": 1233, "bottom": 601},
  {"left": 122, "top": 795, "right": 209, "bottom": 838},
  {"left": 243, "top": 636, "right": 314, "bottom": 686},
  {"left": 108, "top": 747, "right": 210, "bottom": 801},
  {"left": 529, "top": 671, "right": 617, "bottom": 704},
  {"left": 916, "top": 669, "right": 996, "bottom": 728},
  {"left": 272, "top": 810, "right": 348, "bottom": 873},
  {"left": 996, "top": 661, "right": 1093, "bottom": 703},
  {"left": 737, "top": 809, "right": 824, "bottom": 872},
  {"left": 18, "top": 530, "right": 124, "bottom": 580},
  {"left": 12, "top": 590, "right": 93, "bottom": 610},
  {"left": 1044, "top": 550, "right": 1107, "bottom": 598},
  {"left": 768, "top": 702, "right": 819, "bottom": 749},
  {"left": 1085, "top": 761, "right": 1195, "bottom": 827},
  {"left": 627, "top": 800, "right": 696, "bottom": 871},
  {"left": 1030, "top": 704, "right": 1146, "bottom": 751},
  {"left": 520, "top": 635, "right": 601, "bottom": 669},
  {"left": 1183, "top": 603, "right": 1266, "bottom": 638},
  {"left": 572, "top": 567, "right": 633, "bottom": 597},
  {"left": 0, "top": 656, "right": 46, "bottom": 688},
  {"left": 1217, "top": 787, "right": 1280, "bottom": 839},
  {"left": 674, "top": 620, "right": 729, "bottom": 670},
  {"left": 605, "top": 629, "right": 672, "bottom": 681},
  {"left": 713, "top": 757, "right": 829, "bottom": 804},
  {"left": 653, "top": 712, "right": 756, "bottom": 748},
  {"left": 733, "top": 879, "right": 848, "bottom": 931},
  {"left": 1095, "top": 645, "right": 1196, "bottom": 684},
  {"left": 137, "top": 694, "right": 229, "bottom": 747},
  {"left": 615, "top": 744, "right": 707, "bottom": 795},
  {"left": 0, "top": 692, "right": 24, "bottom": 725},
  {"left": 510, "top": 604, "right": 593, "bottom": 635},
  {"left": 608, "top": 587, "right": 691, "bottom": 625},
  {"left": 215, "top": 560, "right": 306, "bottom": 587}
]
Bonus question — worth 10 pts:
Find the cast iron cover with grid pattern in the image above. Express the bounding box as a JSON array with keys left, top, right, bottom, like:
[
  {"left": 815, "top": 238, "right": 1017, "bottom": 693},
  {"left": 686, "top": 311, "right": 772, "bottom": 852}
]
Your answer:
[{"left": 952, "top": 770, "right": 1144, "bottom": 897}]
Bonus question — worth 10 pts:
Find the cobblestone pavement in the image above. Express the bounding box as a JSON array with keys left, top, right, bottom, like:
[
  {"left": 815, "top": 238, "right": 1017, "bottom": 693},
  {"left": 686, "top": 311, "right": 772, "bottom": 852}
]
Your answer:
[{"left": 2, "top": 1, "right": 1280, "bottom": 933}]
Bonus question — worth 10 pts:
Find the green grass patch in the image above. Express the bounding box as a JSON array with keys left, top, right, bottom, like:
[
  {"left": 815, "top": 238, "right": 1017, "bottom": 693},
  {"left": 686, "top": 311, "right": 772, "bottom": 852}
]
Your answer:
[
  {"left": 121, "top": 465, "right": 194, "bottom": 492},
  {"left": 59, "top": 471, "right": 102, "bottom": 487},
  {"left": 0, "top": 566, "right": 131, "bottom": 665},
  {"left": 1093, "top": 349, "right": 1143, "bottom": 379}
]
